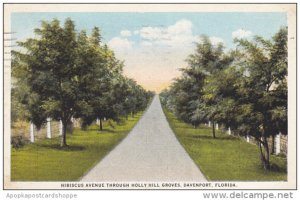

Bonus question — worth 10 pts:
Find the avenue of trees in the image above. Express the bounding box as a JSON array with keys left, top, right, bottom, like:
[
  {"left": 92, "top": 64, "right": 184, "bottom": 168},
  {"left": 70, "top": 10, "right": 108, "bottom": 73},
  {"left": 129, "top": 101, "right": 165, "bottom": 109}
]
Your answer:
[
  {"left": 12, "top": 18, "right": 154, "bottom": 147},
  {"left": 160, "top": 27, "right": 287, "bottom": 170}
]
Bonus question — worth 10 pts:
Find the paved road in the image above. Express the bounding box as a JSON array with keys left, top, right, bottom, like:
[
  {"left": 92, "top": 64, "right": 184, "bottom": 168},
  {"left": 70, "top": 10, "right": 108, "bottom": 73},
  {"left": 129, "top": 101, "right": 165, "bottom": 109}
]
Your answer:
[{"left": 81, "top": 95, "right": 207, "bottom": 181}]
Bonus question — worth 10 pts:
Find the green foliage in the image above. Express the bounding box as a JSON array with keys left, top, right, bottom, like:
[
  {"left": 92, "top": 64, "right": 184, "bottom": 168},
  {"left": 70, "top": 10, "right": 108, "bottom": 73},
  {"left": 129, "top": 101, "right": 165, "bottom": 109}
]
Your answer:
[
  {"left": 160, "top": 27, "right": 288, "bottom": 170},
  {"left": 12, "top": 18, "right": 154, "bottom": 146},
  {"left": 161, "top": 35, "right": 233, "bottom": 135},
  {"left": 11, "top": 135, "right": 30, "bottom": 149},
  {"left": 13, "top": 18, "right": 80, "bottom": 143}
]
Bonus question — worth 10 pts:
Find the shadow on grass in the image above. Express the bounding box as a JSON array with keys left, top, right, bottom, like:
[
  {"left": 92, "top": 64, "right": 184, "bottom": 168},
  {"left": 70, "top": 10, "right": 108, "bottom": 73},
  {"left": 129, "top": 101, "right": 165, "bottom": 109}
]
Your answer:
[
  {"left": 270, "top": 162, "right": 287, "bottom": 173},
  {"left": 173, "top": 123, "right": 212, "bottom": 130},
  {"left": 189, "top": 135, "right": 239, "bottom": 141},
  {"left": 98, "top": 129, "right": 116, "bottom": 133},
  {"left": 255, "top": 162, "right": 287, "bottom": 174},
  {"left": 86, "top": 128, "right": 116, "bottom": 133},
  {"left": 35, "top": 143, "right": 86, "bottom": 151}
]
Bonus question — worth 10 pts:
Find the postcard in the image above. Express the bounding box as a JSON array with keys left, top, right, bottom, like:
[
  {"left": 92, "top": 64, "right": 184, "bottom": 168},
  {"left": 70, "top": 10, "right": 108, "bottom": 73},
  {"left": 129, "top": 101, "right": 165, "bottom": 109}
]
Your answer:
[{"left": 3, "top": 3, "right": 296, "bottom": 190}]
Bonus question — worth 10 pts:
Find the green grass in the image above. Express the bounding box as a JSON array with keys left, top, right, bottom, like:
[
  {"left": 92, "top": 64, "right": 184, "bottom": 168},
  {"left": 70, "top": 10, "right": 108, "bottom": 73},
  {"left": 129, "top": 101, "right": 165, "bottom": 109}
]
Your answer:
[
  {"left": 11, "top": 112, "right": 144, "bottom": 181},
  {"left": 163, "top": 108, "right": 287, "bottom": 181}
]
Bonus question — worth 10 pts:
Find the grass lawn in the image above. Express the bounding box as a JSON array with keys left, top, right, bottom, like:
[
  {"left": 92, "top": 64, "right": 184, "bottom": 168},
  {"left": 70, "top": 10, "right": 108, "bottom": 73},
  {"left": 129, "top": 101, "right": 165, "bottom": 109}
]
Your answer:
[
  {"left": 163, "top": 109, "right": 287, "bottom": 181},
  {"left": 11, "top": 112, "right": 144, "bottom": 181}
]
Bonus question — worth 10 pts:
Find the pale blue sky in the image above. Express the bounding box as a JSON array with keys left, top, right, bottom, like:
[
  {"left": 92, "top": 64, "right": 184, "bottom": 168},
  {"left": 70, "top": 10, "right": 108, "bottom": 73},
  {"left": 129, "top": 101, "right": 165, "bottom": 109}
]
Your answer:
[
  {"left": 12, "top": 12, "right": 286, "bottom": 48},
  {"left": 11, "top": 12, "right": 287, "bottom": 91}
]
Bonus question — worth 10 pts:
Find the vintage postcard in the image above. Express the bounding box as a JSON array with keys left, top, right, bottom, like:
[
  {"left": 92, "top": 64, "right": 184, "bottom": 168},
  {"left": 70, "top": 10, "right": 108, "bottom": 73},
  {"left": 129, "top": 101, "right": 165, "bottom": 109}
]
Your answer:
[{"left": 3, "top": 3, "right": 296, "bottom": 190}]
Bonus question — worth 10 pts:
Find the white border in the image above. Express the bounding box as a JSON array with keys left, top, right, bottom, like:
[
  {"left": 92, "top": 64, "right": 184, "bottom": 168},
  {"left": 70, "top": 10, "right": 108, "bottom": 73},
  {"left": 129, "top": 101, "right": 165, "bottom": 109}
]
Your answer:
[{"left": 2, "top": 3, "right": 297, "bottom": 190}]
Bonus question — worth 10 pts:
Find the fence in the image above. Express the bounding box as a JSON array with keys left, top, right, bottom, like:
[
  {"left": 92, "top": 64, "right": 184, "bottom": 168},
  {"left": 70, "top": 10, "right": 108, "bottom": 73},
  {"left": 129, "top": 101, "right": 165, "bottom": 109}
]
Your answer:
[
  {"left": 12, "top": 118, "right": 287, "bottom": 155},
  {"left": 11, "top": 118, "right": 85, "bottom": 143},
  {"left": 31, "top": 120, "right": 62, "bottom": 141},
  {"left": 12, "top": 118, "right": 65, "bottom": 143},
  {"left": 206, "top": 121, "right": 288, "bottom": 156}
]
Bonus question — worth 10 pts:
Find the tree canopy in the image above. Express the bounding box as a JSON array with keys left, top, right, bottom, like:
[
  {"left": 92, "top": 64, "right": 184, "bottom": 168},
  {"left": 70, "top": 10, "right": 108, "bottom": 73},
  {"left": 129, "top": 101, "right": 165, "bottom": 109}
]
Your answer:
[
  {"left": 12, "top": 18, "right": 154, "bottom": 147},
  {"left": 160, "top": 27, "right": 287, "bottom": 170}
]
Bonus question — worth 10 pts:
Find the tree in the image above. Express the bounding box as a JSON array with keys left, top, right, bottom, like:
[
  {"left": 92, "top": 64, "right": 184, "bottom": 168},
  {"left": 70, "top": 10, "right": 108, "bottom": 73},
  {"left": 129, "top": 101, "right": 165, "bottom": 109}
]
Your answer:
[
  {"left": 231, "top": 27, "right": 287, "bottom": 169},
  {"left": 185, "top": 35, "right": 233, "bottom": 137},
  {"left": 203, "top": 66, "right": 243, "bottom": 131},
  {"left": 14, "top": 18, "right": 81, "bottom": 147},
  {"left": 75, "top": 28, "right": 112, "bottom": 131},
  {"left": 78, "top": 39, "right": 153, "bottom": 131},
  {"left": 11, "top": 56, "right": 32, "bottom": 126},
  {"left": 168, "top": 76, "right": 200, "bottom": 126},
  {"left": 160, "top": 36, "right": 231, "bottom": 134},
  {"left": 160, "top": 27, "right": 287, "bottom": 170},
  {"left": 12, "top": 18, "right": 154, "bottom": 147}
]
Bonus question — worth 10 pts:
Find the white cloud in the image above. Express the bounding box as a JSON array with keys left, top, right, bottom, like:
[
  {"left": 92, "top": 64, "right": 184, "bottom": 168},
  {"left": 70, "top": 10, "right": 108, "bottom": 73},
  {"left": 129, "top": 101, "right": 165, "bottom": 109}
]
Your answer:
[
  {"left": 107, "top": 19, "right": 226, "bottom": 92},
  {"left": 232, "top": 29, "right": 252, "bottom": 39},
  {"left": 209, "top": 36, "right": 224, "bottom": 45},
  {"left": 140, "top": 26, "right": 162, "bottom": 40},
  {"left": 140, "top": 41, "right": 152, "bottom": 47},
  {"left": 107, "top": 37, "right": 133, "bottom": 51},
  {"left": 120, "top": 30, "right": 132, "bottom": 37},
  {"left": 138, "top": 19, "right": 196, "bottom": 47},
  {"left": 167, "top": 19, "right": 193, "bottom": 35}
]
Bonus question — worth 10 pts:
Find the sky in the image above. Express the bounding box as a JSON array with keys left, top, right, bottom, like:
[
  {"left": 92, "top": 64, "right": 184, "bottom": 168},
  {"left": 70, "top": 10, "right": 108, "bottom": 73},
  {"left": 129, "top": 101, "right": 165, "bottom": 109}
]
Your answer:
[{"left": 11, "top": 12, "right": 287, "bottom": 92}]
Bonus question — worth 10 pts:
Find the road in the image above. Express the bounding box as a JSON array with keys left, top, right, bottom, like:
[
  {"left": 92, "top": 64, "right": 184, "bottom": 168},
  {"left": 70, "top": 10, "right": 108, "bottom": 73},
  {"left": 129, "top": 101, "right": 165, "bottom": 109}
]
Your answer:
[{"left": 81, "top": 95, "right": 207, "bottom": 181}]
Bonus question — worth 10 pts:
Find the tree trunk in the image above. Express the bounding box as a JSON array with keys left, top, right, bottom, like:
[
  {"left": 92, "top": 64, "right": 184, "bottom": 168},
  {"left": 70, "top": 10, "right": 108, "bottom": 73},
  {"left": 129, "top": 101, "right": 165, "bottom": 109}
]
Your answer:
[
  {"left": 99, "top": 118, "right": 103, "bottom": 131},
  {"left": 212, "top": 121, "right": 216, "bottom": 138},
  {"left": 263, "top": 136, "right": 270, "bottom": 170},
  {"left": 258, "top": 136, "right": 270, "bottom": 170},
  {"left": 60, "top": 120, "right": 68, "bottom": 147},
  {"left": 258, "top": 141, "right": 265, "bottom": 166},
  {"left": 271, "top": 135, "right": 275, "bottom": 154}
]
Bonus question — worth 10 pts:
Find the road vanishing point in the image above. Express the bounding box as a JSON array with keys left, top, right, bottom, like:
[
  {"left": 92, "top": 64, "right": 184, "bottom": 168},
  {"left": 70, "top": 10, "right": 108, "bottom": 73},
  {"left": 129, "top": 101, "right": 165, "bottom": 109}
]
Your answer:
[{"left": 81, "top": 95, "right": 207, "bottom": 181}]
